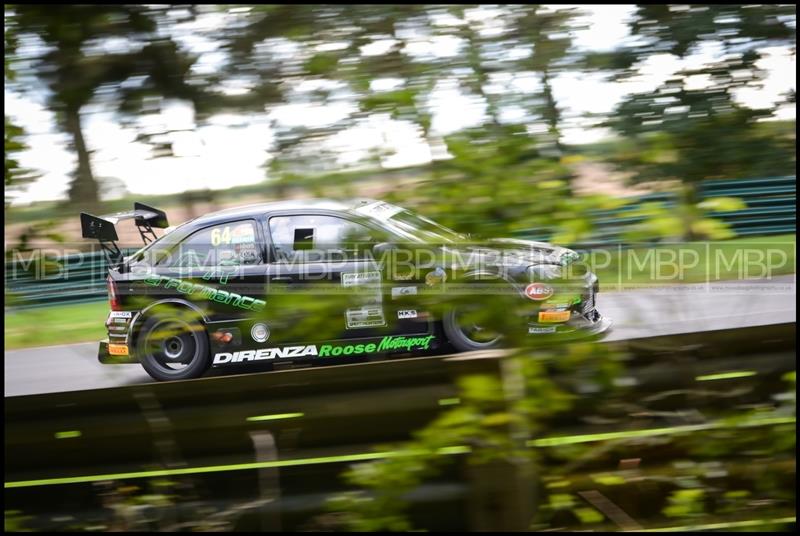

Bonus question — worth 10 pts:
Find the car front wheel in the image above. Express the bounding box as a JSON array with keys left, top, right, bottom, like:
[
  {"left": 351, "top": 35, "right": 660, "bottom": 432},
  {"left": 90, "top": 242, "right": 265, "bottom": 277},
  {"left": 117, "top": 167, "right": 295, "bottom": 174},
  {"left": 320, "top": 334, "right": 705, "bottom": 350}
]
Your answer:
[{"left": 442, "top": 305, "right": 503, "bottom": 352}]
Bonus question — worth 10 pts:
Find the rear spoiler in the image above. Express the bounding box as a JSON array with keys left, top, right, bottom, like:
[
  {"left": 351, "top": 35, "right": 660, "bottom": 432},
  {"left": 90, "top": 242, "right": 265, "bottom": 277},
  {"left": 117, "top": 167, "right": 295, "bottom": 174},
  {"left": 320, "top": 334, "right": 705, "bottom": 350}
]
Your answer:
[{"left": 80, "top": 202, "right": 169, "bottom": 267}]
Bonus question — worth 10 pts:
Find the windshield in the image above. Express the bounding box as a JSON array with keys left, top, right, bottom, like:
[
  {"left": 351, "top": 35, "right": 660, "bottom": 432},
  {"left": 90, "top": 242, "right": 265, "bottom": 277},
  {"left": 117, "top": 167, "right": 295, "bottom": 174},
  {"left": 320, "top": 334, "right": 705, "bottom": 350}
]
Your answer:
[{"left": 385, "top": 209, "right": 465, "bottom": 243}]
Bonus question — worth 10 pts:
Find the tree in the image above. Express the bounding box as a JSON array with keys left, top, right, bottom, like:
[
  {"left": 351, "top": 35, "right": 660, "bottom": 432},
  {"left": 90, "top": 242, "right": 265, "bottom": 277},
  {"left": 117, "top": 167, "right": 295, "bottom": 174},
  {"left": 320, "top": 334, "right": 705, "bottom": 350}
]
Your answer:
[
  {"left": 9, "top": 5, "right": 202, "bottom": 207},
  {"left": 508, "top": 5, "right": 580, "bottom": 158},
  {"left": 598, "top": 5, "right": 796, "bottom": 194},
  {"left": 4, "top": 15, "right": 37, "bottom": 206}
]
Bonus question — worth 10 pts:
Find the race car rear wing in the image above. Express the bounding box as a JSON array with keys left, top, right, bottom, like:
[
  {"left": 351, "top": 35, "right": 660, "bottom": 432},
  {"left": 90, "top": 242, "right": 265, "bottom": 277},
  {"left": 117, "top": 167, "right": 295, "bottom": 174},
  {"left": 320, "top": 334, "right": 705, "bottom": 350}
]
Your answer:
[{"left": 80, "top": 202, "right": 169, "bottom": 267}]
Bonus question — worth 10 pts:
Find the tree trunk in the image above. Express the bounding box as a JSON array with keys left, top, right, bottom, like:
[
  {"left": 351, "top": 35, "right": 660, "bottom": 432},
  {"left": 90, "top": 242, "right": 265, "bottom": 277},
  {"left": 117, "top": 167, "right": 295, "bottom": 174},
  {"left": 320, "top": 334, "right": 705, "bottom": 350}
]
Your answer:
[
  {"left": 681, "top": 182, "right": 701, "bottom": 242},
  {"left": 64, "top": 107, "right": 99, "bottom": 206},
  {"left": 540, "top": 69, "right": 575, "bottom": 194},
  {"left": 540, "top": 69, "right": 564, "bottom": 157}
]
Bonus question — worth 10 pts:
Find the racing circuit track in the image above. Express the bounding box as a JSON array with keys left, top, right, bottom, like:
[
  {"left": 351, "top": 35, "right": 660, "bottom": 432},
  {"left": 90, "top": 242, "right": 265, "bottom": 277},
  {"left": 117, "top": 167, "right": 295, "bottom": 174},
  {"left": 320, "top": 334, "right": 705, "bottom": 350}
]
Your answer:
[{"left": 4, "top": 275, "right": 796, "bottom": 397}]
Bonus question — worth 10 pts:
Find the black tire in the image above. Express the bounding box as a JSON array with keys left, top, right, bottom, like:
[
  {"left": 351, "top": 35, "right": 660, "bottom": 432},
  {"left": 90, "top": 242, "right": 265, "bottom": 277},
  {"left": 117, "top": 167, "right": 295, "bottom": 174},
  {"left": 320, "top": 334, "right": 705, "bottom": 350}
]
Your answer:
[
  {"left": 442, "top": 305, "right": 504, "bottom": 352},
  {"left": 136, "top": 312, "right": 210, "bottom": 381}
]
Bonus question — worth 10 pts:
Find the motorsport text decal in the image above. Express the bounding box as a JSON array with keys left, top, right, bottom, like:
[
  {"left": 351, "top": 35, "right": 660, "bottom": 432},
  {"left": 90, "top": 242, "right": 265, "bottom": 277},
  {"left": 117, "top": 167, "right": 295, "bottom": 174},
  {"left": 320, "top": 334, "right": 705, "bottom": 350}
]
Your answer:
[{"left": 213, "top": 335, "right": 435, "bottom": 364}]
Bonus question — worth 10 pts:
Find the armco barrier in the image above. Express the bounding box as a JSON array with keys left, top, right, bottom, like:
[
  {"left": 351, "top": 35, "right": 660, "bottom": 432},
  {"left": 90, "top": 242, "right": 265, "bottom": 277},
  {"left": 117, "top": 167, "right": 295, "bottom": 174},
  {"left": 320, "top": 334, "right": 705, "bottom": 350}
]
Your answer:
[
  {"left": 4, "top": 176, "right": 795, "bottom": 308},
  {"left": 4, "top": 323, "right": 796, "bottom": 531}
]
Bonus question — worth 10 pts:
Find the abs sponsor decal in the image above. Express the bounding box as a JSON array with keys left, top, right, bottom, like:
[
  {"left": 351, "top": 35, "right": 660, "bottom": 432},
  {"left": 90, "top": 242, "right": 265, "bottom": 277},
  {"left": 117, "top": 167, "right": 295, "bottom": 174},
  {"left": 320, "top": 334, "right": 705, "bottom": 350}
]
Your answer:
[
  {"left": 213, "top": 345, "right": 318, "bottom": 365},
  {"left": 397, "top": 309, "right": 418, "bottom": 319},
  {"left": 109, "top": 311, "right": 133, "bottom": 319},
  {"left": 144, "top": 274, "right": 266, "bottom": 312},
  {"left": 525, "top": 282, "right": 554, "bottom": 301},
  {"left": 391, "top": 286, "right": 417, "bottom": 298}
]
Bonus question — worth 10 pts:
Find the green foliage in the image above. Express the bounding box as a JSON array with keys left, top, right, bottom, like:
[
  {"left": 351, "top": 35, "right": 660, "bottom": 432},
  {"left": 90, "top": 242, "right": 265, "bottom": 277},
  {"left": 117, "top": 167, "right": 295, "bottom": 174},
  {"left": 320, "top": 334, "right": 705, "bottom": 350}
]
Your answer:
[
  {"left": 324, "top": 338, "right": 626, "bottom": 531},
  {"left": 4, "top": 117, "right": 38, "bottom": 204},
  {"left": 382, "top": 125, "right": 620, "bottom": 244},
  {"left": 622, "top": 194, "right": 747, "bottom": 241}
]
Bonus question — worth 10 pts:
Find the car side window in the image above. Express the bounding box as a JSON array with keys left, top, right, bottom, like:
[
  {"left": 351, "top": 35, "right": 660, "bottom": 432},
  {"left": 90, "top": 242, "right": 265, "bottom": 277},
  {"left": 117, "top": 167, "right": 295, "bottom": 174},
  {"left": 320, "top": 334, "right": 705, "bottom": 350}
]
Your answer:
[
  {"left": 161, "top": 220, "right": 262, "bottom": 267},
  {"left": 269, "top": 215, "right": 376, "bottom": 262}
]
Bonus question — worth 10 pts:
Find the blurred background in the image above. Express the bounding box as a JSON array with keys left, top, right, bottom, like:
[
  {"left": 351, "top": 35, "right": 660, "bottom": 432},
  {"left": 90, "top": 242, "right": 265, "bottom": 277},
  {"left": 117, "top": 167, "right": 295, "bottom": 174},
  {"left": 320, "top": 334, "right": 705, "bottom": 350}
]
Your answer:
[{"left": 4, "top": 4, "right": 797, "bottom": 532}]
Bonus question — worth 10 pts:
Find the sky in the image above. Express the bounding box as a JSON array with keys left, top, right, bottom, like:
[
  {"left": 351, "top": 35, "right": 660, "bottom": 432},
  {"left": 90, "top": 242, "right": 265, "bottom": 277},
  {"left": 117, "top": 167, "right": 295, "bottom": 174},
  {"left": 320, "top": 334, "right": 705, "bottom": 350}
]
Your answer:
[{"left": 4, "top": 5, "right": 796, "bottom": 205}]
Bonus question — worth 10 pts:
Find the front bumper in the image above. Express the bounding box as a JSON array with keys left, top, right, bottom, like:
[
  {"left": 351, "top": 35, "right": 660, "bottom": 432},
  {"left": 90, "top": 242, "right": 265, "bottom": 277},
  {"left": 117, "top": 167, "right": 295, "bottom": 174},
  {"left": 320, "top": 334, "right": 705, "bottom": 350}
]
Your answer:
[{"left": 525, "top": 272, "right": 611, "bottom": 338}]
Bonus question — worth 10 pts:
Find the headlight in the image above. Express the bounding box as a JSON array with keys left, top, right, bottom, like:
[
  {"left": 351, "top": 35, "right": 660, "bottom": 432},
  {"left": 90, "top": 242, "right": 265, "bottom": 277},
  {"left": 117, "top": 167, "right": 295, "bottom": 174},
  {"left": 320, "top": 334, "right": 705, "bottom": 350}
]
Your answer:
[{"left": 527, "top": 264, "right": 562, "bottom": 281}]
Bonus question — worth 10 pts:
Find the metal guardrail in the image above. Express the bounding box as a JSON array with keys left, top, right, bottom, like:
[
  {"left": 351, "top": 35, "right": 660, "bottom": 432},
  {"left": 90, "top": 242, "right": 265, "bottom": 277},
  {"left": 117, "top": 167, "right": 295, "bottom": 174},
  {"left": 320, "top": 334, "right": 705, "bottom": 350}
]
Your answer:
[
  {"left": 4, "top": 323, "right": 796, "bottom": 531},
  {"left": 4, "top": 176, "right": 796, "bottom": 309}
]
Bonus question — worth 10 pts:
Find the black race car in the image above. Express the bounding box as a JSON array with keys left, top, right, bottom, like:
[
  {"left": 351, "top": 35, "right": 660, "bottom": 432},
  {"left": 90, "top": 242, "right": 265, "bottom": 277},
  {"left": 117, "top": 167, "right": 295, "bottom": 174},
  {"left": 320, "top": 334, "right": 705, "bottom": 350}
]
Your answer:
[{"left": 81, "top": 199, "right": 610, "bottom": 381}]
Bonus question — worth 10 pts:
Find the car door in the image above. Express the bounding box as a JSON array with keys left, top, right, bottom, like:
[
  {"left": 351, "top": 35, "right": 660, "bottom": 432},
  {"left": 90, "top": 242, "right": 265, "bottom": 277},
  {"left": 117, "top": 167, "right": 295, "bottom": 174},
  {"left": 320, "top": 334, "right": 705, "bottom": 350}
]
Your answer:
[
  {"left": 149, "top": 218, "right": 268, "bottom": 322},
  {"left": 263, "top": 211, "right": 389, "bottom": 344}
]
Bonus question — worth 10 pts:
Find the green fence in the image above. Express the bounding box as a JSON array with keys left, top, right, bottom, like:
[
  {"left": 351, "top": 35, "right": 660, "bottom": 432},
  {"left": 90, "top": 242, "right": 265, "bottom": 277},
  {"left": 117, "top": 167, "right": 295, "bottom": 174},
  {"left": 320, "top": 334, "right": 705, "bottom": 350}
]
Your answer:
[
  {"left": 5, "top": 248, "right": 139, "bottom": 309},
  {"left": 519, "top": 175, "right": 796, "bottom": 242},
  {"left": 4, "top": 176, "right": 796, "bottom": 309}
]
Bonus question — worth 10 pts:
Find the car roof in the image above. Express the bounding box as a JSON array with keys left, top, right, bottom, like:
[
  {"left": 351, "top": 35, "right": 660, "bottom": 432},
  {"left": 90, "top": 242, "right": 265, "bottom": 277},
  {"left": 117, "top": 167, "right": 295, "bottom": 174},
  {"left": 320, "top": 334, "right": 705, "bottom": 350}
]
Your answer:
[{"left": 189, "top": 198, "right": 380, "bottom": 227}]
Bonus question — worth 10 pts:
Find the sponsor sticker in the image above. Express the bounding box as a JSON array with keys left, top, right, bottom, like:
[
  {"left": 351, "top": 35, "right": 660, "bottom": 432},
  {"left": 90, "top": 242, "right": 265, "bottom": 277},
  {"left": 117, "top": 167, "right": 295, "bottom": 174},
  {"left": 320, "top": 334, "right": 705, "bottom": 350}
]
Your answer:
[
  {"left": 341, "top": 271, "right": 382, "bottom": 287},
  {"left": 425, "top": 267, "right": 447, "bottom": 286},
  {"left": 398, "top": 309, "right": 418, "bottom": 319},
  {"left": 538, "top": 310, "right": 571, "bottom": 323},
  {"left": 345, "top": 306, "right": 386, "bottom": 328},
  {"left": 109, "top": 311, "right": 133, "bottom": 319},
  {"left": 354, "top": 201, "right": 404, "bottom": 220},
  {"left": 214, "top": 345, "right": 318, "bottom": 365},
  {"left": 231, "top": 223, "right": 256, "bottom": 244},
  {"left": 525, "top": 283, "right": 554, "bottom": 301},
  {"left": 540, "top": 303, "right": 570, "bottom": 311},
  {"left": 320, "top": 335, "right": 435, "bottom": 356},
  {"left": 391, "top": 286, "right": 418, "bottom": 298},
  {"left": 377, "top": 335, "right": 435, "bottom": 352},
  {"left": 108, "top": 343, "right": 129, "bottom": 356},
  {"left": 214, "top": 335, "right": 438, "bottom": 365},
  {"left": 529, "top": 326, "right": 557, "bottom": 334}
]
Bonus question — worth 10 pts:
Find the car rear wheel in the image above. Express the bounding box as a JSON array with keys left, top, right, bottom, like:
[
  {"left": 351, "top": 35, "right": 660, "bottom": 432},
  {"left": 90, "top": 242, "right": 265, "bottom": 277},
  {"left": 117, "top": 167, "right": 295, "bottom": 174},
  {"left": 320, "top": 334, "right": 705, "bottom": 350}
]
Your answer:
[
  {"left": 443, "top": 305, "right": 503, "bottom": 352},
  {"left": 137, "top": 314, "right": 210, "bottom": 381}
]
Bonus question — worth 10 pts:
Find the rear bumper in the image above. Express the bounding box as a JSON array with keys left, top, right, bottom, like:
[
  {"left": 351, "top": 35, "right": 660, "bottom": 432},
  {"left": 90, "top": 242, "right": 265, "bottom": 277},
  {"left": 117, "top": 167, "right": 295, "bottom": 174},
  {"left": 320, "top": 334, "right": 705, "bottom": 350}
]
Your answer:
[{"left": 98, "top": 340, "right": 138, "bottom": 364}]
